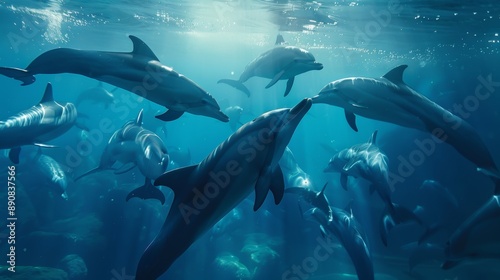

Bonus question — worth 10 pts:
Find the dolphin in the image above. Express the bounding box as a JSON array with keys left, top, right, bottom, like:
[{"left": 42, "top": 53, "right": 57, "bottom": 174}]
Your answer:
[
  {"left": 312, "top": 65, "right": 500, "bottom": 193},
  {"left": 0, "top": 35, "right": 229, "bottom": 122},
  {"left": 75, "top": 81, "right": 116, "bottom": 108},
  {"left": 224, "top": 105, "right": 245, "bottom": 131},
  {"left": 324, "top": 130, "right": 421, "bottom": 245},
  {"left": 76, "top": 109, "right": 169, "bottom": 204},
  {"left": 0, "top": 83, "right": 80, "bottom": 164},
  {"left": 279, "top": 146, "right": 313, "bottom": 189},
  {"left": 285, "top": 183, "right": 332, "bottom": 221},
  {"left": 12, "top": 149, "right": 69, "bottom": 199},
  {"left": 218, "top": 35, "right": 323, "bottom": 97},
  {"left": 304, "top": 207, "right": 374, "bottom": 280},
  {"left": 442, "top": 195, "right": 500, "bottom": 269},
  {"left": 135, "top": 98, "right": 312, "bottom": 279}
]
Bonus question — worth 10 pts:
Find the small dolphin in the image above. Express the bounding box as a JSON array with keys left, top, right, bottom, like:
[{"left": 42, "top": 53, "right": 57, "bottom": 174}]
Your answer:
[
  {"left": 15, "top": 149, "right": 69, "bottom": 199},
  {"left": 304, "top": 207, "right": 374, "bottom": 280},
  {"left": 76, "top": 109, "right": 169, "bottom": 204},
  {"left": 443, "top": 195, "right": 500, "bottom": 269},
  {"left": 135, "top": 98, "right": 312, "bottom": 279},
  {"left": 224, "top": 105, "right": 245, "bottom": 131},
  {"left": 324, "top": 130, "right": 421, "bottom": 245},
  {"left": 0, "top": 35, "right": 229, "bottom": 122},
  {"left": 285, "top": 183, "right": 331, "bottom": 221},
  {"left": 75, "top": 82, "right": 116, "bottom": 108},
  {"left": 312, "top": 65, "right": 500, "bottom": 192},
  {"left": 218, "top": 35, "right": 323, "bottom": 97},
  {"left": 0, "top": 83, "right": 81, "bottom": 164},
  {"left": 279, "top": 146, "right": 313, "bottom": 189}
]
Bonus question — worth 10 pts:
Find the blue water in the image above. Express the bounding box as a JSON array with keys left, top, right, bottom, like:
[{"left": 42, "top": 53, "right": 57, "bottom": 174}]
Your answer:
[{"left": 0, "top": 1, "right": 499, "bottom": 279}]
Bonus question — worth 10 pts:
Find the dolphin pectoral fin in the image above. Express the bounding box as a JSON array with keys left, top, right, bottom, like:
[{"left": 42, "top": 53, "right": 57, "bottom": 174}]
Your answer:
[
  {"left": 344, "top": 110, "right": 358, "bottom": 132},
  {"left": 155, "top": 109, "right": 184, "bottom": 121},
  {"left": 33, "top": 143, "right": 58, "bottom": 148},
  {"left": 340, "top": 173, "right": 348, "bottom": 191},
  {"left": 114, "top": 163, "right": 136, "bottom": 174},
  {"left": 284, "top": 77, "right": 295, "bottom": 97},
  {"left": 154, "top": 164, "right": 198, "bottom": 196},
  {"left": 126, "top": 179, "right": 166, "bottom": 205},
  {"left": 269, "top": 166, "right": 285, "bottom": 205},
  {"left": 254, "top": 167, "right": 274, "bottom": 211},
  {"left": 441, "top": 260, "right": 461, "bottom": 270},
  {"left": 266, "top": 70, "right": 286, "bottom": 89},
  {"left": 217, "top": 79, "right": 251, "bottom": 97},
  {"left": 0, "top": 67, "right": 35, "bottom": 85},
  {"left": 8, "top": 147, "right": 21, "bottom": 164}
]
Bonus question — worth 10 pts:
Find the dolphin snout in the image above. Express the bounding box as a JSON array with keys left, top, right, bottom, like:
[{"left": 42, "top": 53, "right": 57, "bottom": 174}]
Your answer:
[
  {"left": 290, "top": 98, "right": 312, "bottom": 115},
  {"left": 314, "top": 62, "right": 324, "bottom": 70}
]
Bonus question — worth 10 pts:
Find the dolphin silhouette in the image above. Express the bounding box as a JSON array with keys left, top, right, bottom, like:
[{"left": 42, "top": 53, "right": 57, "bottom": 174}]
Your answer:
[
  {"left": 218, "top": 35, "right": 323, "bottom": 97},
  {"left": 0, "top": 35, "right": 229, "bottom": 122},
  {"left": 304, "top": 206, "right": 374, "bottom": 280},
  {"left": 76, "top": 109, "right": 169, "bottom": 204},
  {"left": 443, "top": 195, "right": 500, "bottom": 269},
  {"left": 135, "top": 98, "right": 312, "bottom": 279},
  {"left": 313, "top": 65, "right": 500, "bottom": 193},
  {"left": 0, "top": 83, "right": 80, "bottom": 164}
]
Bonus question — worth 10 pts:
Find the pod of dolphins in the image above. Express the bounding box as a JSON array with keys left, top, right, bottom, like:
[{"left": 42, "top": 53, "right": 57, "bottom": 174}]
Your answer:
[{"left": 0, "top": 34, "right": 499, "bottom": 280}]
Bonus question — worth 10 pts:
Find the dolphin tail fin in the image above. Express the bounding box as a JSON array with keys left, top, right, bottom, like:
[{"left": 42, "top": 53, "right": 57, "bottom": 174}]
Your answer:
[
  {"left": 126, "top": 179, "right": 166, "bottom": 205},
  {"left": 0, "top": 67, "right": 35, "bottom": 85},
  {"left": 218, "top": 79, "right": 251, "bottom": 97}
]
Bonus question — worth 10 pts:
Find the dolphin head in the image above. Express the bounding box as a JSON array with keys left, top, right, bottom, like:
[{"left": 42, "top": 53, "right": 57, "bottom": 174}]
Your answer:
[
  {"left": 312, "top": 78, "right": 363, "bottom": 107},
  {"left": 186, "top": 93, "right": 229, "bottom": 122},
  {"left": 324, "top": 153, "right": 348, "bottom": 173},
  {"left": 288, "top": 47, "right": 323, "bottom": 72},
  {"left": 257, "top": 98, "right": 312, "bottom": 155}
]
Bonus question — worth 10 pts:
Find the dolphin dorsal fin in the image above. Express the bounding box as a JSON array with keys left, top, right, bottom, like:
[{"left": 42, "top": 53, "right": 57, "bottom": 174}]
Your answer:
[
  {"left": 320, "top": 182, "right": 328, "bottom": 196},
  {"left": 129, "top": 35, "right": 160, "bottom": 61},
  {"left": 368, "top": 130, "right": 378, "bottom": 144},
  {"left": 136, "top": 109, "right": 144, "bottom": 126},
  {"left": 382, "top": 65, "right": 408, "bottom": 84},
  {"left": 40, "top": 83, "right": 54, "bottom": 103}
]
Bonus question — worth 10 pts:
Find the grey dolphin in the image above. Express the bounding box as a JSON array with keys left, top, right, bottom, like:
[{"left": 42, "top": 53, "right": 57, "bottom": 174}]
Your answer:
[
  {"left": 218, "top": 36, "right": 323, "bottom": 97},
  {"left": 76, "top": 109, "right": 169, "bottom": 204},
  {"left": 285, "top": 183, "right": 332, "bottom": 221},
  {"left": 304, "top": 207, "right": 374, "bottom": 280},
  {"left": 135, "top": 98, "right": 312, "bottom": 279},
  {"left": 312, "top": 65, "right": 500, "bottom": 193},
  {"left": 443, "top": 195, "right": 500, "bottom": 269},
  {"left": 0, "top": 83, "right": 79, "bottom": 164},
  {"left": 0, "top": 35, "right": 229, "bottom": 122},
  {"left": 75, "top": 81, "right": 116, "bottom": 108},
  {"left": 15, "top": 150, "right": 69, "bottom": 200},
  {"left": 324, "top": 130, "right": 421, "bottom": 245}
]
